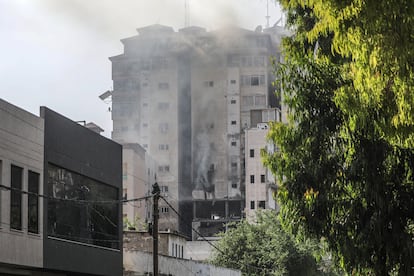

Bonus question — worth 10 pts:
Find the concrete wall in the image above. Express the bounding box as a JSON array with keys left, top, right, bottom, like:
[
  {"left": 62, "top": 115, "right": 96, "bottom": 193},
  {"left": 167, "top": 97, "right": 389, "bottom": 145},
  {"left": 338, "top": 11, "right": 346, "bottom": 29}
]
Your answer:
[
  {"left": 124, "top": 250, "right": 241, "bottom": 276},
  {"left": 0, "top": 99, "right": 44, "bottom": 268},
  {"left": 185, "top": 240, "right": 215, "bottom": 261},
  {"left": 124, "top": 231, "right": 186, "bottom": 258}
]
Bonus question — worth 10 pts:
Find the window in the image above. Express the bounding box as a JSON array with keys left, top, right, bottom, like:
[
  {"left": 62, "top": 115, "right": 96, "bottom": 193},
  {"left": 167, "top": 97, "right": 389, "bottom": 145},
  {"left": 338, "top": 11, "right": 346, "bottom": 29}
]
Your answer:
[
  {"left": 250, "top": 201, "right": 255, "bottom": 210},
  {"left": 231, "top": 183, "right": 237, "bottom": 189},
  {"left": 255, "top": 95, "right": 266, "bottom": 106},
  {"left": 160, "top": 207, "right": 169, "bottom": 213},
  {"left": 230, "top": 99, "right": 236, "bottom": 104},
  {"left": 250, "top": 149, "right": 255, "bottom": 158},
  {"left": 230, "top": 80, "right": 236, "bottom": 84},
  {"left": 203, "top": 81, "right": 214, "bottom": 87},
  {"left": 123, "top": 189, "right": 127, "bottom": 200},
  {"left": 241, "top": 75, "right": 265, "bottom": 86},
  {"left": 251, "top": 76, "right": 259, "bottom": 86},
  {"left": 231, "top": 141, "right": 237, "bottom": 146},
  {"left": 158, "top": 102, "right": 170, "bottom": 110},
  {"left": 242, "top": 96, "right": 254, "bottom": 106},
  {"left": 254, "top": 56, "right": 265, "bottom": 67},
  {"left": 47, "top": 164, "right": 119, "bottom": 249},
  {"left": 231, "top": 120, "right": 237, "bottom": 125},
  {"left": 159, "top": 144, "right": 169, "bottom": 150},
  {"left": 143, "top": 123, "right": 148, "bottom": 128},
  {"left": 159, "top": 123, "right": 169, "bottom": 133},
  {"left": 159, "top": 165, "right": 170, "bottom": 173},
  {"left": 250, "top": 175, "right": 255, "bottom": 184},
  {"left": 231, "top": 163, "right": 237, "bottom": 173},
  {"left": 160, "top": 186, "right": 169, "bottom": 193},
  {"left": 11, "top": 165, "right": 23, "bottom": 230},
  {"left": 28, "top": 171, "right": 40, "bottom": 234},
  {"left": 158, "top": 82, "right": 169, "bottom": 90},
  {"left": 261, "top": 174, "right": 266, "bottom": 183},
  {"left": 258, "top": 201, "right": 266, "bottom": 209},
  {"left": 143, "top": 103, "right": 148, "bottom": 107}
]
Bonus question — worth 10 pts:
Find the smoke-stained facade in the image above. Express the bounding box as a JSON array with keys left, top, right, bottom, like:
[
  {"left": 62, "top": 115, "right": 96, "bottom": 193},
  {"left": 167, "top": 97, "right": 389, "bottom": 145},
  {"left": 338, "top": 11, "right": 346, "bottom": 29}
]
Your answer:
[{"left": 110, "top": 24, "right": 285, "bottom": 238}]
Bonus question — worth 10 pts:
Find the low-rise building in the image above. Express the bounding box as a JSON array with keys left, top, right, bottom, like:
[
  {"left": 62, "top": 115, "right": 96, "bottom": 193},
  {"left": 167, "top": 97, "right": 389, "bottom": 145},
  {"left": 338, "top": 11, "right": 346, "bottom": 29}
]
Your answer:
[{"left": 0, "top": 99, "right": 123, "bottom": 276}]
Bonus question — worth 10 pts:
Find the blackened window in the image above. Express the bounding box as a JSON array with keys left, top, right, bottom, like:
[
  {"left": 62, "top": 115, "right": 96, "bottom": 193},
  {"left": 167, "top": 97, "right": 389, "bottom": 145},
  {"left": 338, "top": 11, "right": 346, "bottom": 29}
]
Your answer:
[
  {"left": 231, "top": 120, "right": 237, "bottom": 125},
  {"left": 230, "top": 99, "right": 236, "bottom": 104},
  {"left": 11, "top": 165, "right": 23, "bottom": 230},
  {"left": 47, "top": 164, "right": 119, "bottom": 249},
  {"left": 250, "top": 149, "right": 254, "bottom": 158},
  {"left": 261, "top": 174, "right": 266, "bottom": 183},
  {"left": 231, "top": 183, "right": 237, "bottom": 189},
  {"left": 231, "top": 141, "right": 237, "bottom": 146},
  {"left": 258, "top": 201, "right": 266, "bottom": 209},
  {"left": 28, "top": 171, "right": 40, "bottom": 234},
  {"left": 250, "top": 175, "right": 255, "bottom": 184},
  {"left": 250, "top": 201, "right": 255, "bottom": 210}
]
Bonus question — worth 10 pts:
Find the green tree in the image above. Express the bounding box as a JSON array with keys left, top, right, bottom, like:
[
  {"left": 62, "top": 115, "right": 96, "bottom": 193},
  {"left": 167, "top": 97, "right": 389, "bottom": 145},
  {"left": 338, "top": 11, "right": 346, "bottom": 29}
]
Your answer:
[
  {"left": 210, "top": 211, "right": 331, "bottom": 276},
  {"left": 264, "top": 1, "right": 414, "bottom": 274}
]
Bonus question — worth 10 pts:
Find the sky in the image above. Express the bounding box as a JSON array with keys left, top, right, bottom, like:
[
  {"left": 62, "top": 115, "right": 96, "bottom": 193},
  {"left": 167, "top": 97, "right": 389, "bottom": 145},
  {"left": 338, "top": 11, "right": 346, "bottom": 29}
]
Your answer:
[{"left": 0, "top": 0, "right": 282, "bottom": 136}]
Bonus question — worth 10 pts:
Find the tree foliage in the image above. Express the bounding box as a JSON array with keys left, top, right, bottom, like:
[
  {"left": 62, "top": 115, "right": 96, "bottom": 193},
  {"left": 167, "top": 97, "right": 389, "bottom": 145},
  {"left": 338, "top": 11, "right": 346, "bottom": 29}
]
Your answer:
[
  {"left": 210, "top": 211, "right": 327, "bottom": 275},
  {"left": 264, "top": 1, "right": 414, "bottom": 274}
]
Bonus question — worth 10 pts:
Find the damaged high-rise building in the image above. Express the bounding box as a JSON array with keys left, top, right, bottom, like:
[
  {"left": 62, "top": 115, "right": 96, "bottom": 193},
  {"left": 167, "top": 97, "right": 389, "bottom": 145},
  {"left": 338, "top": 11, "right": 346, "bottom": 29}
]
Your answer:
[{"left": 109, "top": 24, "right": 288, "bottom": 238}]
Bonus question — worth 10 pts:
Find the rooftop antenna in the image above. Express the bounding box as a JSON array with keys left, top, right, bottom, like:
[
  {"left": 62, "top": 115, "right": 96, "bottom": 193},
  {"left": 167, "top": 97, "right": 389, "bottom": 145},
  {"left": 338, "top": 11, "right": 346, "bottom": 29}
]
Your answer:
[
  {"left": 265, "top": 0, "right": 270, "bottom": 28},
  {"left": 184, "top": 0, "right": 190, "bottom": 27}
]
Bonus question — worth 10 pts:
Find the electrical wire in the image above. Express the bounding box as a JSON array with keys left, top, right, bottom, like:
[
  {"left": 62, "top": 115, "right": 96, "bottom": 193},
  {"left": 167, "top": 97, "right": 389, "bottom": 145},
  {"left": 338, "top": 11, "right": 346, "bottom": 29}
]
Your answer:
[{"left": 0, "top": 184, "right": 151, "bottom": 204}]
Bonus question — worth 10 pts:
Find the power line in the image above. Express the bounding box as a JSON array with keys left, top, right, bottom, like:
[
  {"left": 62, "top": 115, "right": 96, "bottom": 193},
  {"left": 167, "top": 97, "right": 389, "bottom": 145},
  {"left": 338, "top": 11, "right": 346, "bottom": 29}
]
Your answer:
[{"left": 0, "top": 184, "right": 151, "bottom": 205}]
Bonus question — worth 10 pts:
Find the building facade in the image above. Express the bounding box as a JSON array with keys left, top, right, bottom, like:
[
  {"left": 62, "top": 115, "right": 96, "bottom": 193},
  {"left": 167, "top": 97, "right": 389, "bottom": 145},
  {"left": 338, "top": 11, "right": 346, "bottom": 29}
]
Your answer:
[
  {"left": 0, "top": 99, "right": 123, "bottom": 276},
  {"left": 0, "top": 98, "right": 44, "bottom": 274},
  {"left": 122, "top": 143, "right": 157, "bottom": 230},
  {"left": 244, "top": 109, "right": 281, "bottom": 221},
  {"left": 110, "top": 24, "right": 286, "bottom": 238}
]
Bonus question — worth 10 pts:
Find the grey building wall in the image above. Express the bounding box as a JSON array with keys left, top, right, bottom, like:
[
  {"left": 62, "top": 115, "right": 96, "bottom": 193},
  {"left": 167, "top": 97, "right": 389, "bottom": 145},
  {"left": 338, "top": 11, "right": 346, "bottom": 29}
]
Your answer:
[
  {"left": 124, "top": 250, "right": 241, "bottom": 276},
  {"left": 110, "top": 24, "right": 285, "bottom": 238},
  {"left": 0, "top": 98, "right": 44, "bottom": 268},
  {"left": 41, "top": 107, "right": 123, "bottom": 276}
]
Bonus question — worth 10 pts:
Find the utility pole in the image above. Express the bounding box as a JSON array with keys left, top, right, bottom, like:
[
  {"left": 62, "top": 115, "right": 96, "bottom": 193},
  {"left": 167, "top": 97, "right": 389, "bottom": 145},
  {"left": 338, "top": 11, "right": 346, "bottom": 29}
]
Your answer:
[{"left": 152, "top": 183, "right": 160, "bottom": 276}]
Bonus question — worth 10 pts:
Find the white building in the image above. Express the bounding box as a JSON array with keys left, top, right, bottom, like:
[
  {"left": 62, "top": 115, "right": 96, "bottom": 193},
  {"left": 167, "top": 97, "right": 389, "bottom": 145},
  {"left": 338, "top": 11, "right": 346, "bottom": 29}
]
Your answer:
[
  {"left": 244, "top": 108, "right": 282, "bottom": 221},
  {"left": 122, "top": 143, "right": 157, "bottom": 230}
]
